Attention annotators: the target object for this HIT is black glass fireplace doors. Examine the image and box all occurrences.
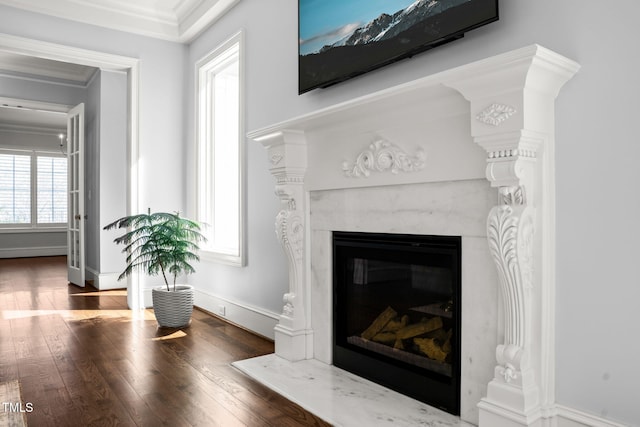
[333,232,461,414]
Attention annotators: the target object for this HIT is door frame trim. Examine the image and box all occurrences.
[0,33,142,309]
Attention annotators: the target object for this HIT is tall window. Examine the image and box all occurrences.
[0,150,67,227]
[196,31,245,266]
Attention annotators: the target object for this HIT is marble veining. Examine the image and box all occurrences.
[308,179,498,424]
[233,354,475,427]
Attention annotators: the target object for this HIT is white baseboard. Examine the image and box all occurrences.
[85,267,125,290]
[478,401,630,427]
[0,245,66,258]
[556,405,630,427]
[193,288,279,340]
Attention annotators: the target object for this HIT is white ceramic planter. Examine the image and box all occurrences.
[151,284,194,328]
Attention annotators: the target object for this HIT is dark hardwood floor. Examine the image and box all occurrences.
[0,256,330,427]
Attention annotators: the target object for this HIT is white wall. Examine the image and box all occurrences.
[97,70,127,275]
[185,1,640,425]
[84,69,128,287]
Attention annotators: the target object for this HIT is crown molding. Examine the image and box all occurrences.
[0,0,241,43]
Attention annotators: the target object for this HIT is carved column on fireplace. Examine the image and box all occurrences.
[477,131,543,422]
[446,47,579,426]
[255,129,313,361]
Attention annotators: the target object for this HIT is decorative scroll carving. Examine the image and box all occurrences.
[270,154,283,165]
[342,139,425,178]
[499,185,527,206]
[496,344,525,384]
[487,195,535,384]
[488,205,527,349]
[275,186,297,211]
[476,103,517,126]
[275,209,304,262]
[275,208,304,317]
[283,293,295,317]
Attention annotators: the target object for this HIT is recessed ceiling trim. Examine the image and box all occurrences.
[0,0,241,43]
[0,97,71,113]
[0,123,66,136]
[0,97,70,132]
[0,33,138,71]
[178,0,241,43]
[0,52,96,84]
[0,0,179,41]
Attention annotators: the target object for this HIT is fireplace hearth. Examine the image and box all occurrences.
[333,231,461,414]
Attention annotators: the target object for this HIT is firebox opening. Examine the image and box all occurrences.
[333,231,461,415]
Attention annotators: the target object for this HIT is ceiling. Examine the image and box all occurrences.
[0,53,95,132]
[0,97,69,133]
[0,0,239,132]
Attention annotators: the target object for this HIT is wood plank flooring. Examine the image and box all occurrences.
[0,256,330,427]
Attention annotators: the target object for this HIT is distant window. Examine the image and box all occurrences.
[37,156,68,224]
[0,150,67,227]
[196,31,245,266]
[0,153,31,224]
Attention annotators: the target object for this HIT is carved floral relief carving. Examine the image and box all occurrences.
[342,139,425,178]
[476,103,517,127]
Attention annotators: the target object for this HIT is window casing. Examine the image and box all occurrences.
[0,149,67,228]
[196,31,245,266]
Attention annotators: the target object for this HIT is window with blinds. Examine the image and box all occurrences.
[37,156,68,224]
[0,151,67,227]
[0,153,31,224]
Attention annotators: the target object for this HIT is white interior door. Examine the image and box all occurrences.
[67,103,85,287]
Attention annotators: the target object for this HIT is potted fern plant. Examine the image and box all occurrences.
[104,210,206,328]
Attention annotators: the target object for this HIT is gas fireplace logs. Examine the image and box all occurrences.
[358,306,452,364]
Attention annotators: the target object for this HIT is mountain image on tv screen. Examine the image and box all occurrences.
[298,0,498,93]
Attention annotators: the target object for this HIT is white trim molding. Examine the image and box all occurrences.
[0,245,66,258]
[555,405,630,427]
[85,267,124,291]
[193,288,279,340]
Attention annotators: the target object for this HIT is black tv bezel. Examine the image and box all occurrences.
[298,0,499,94]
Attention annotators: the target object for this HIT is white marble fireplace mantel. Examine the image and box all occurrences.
[248,45,580,427]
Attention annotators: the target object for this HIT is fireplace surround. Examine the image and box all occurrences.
[249,45,579,426]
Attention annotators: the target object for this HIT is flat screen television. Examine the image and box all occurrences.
[298,0,499,94]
